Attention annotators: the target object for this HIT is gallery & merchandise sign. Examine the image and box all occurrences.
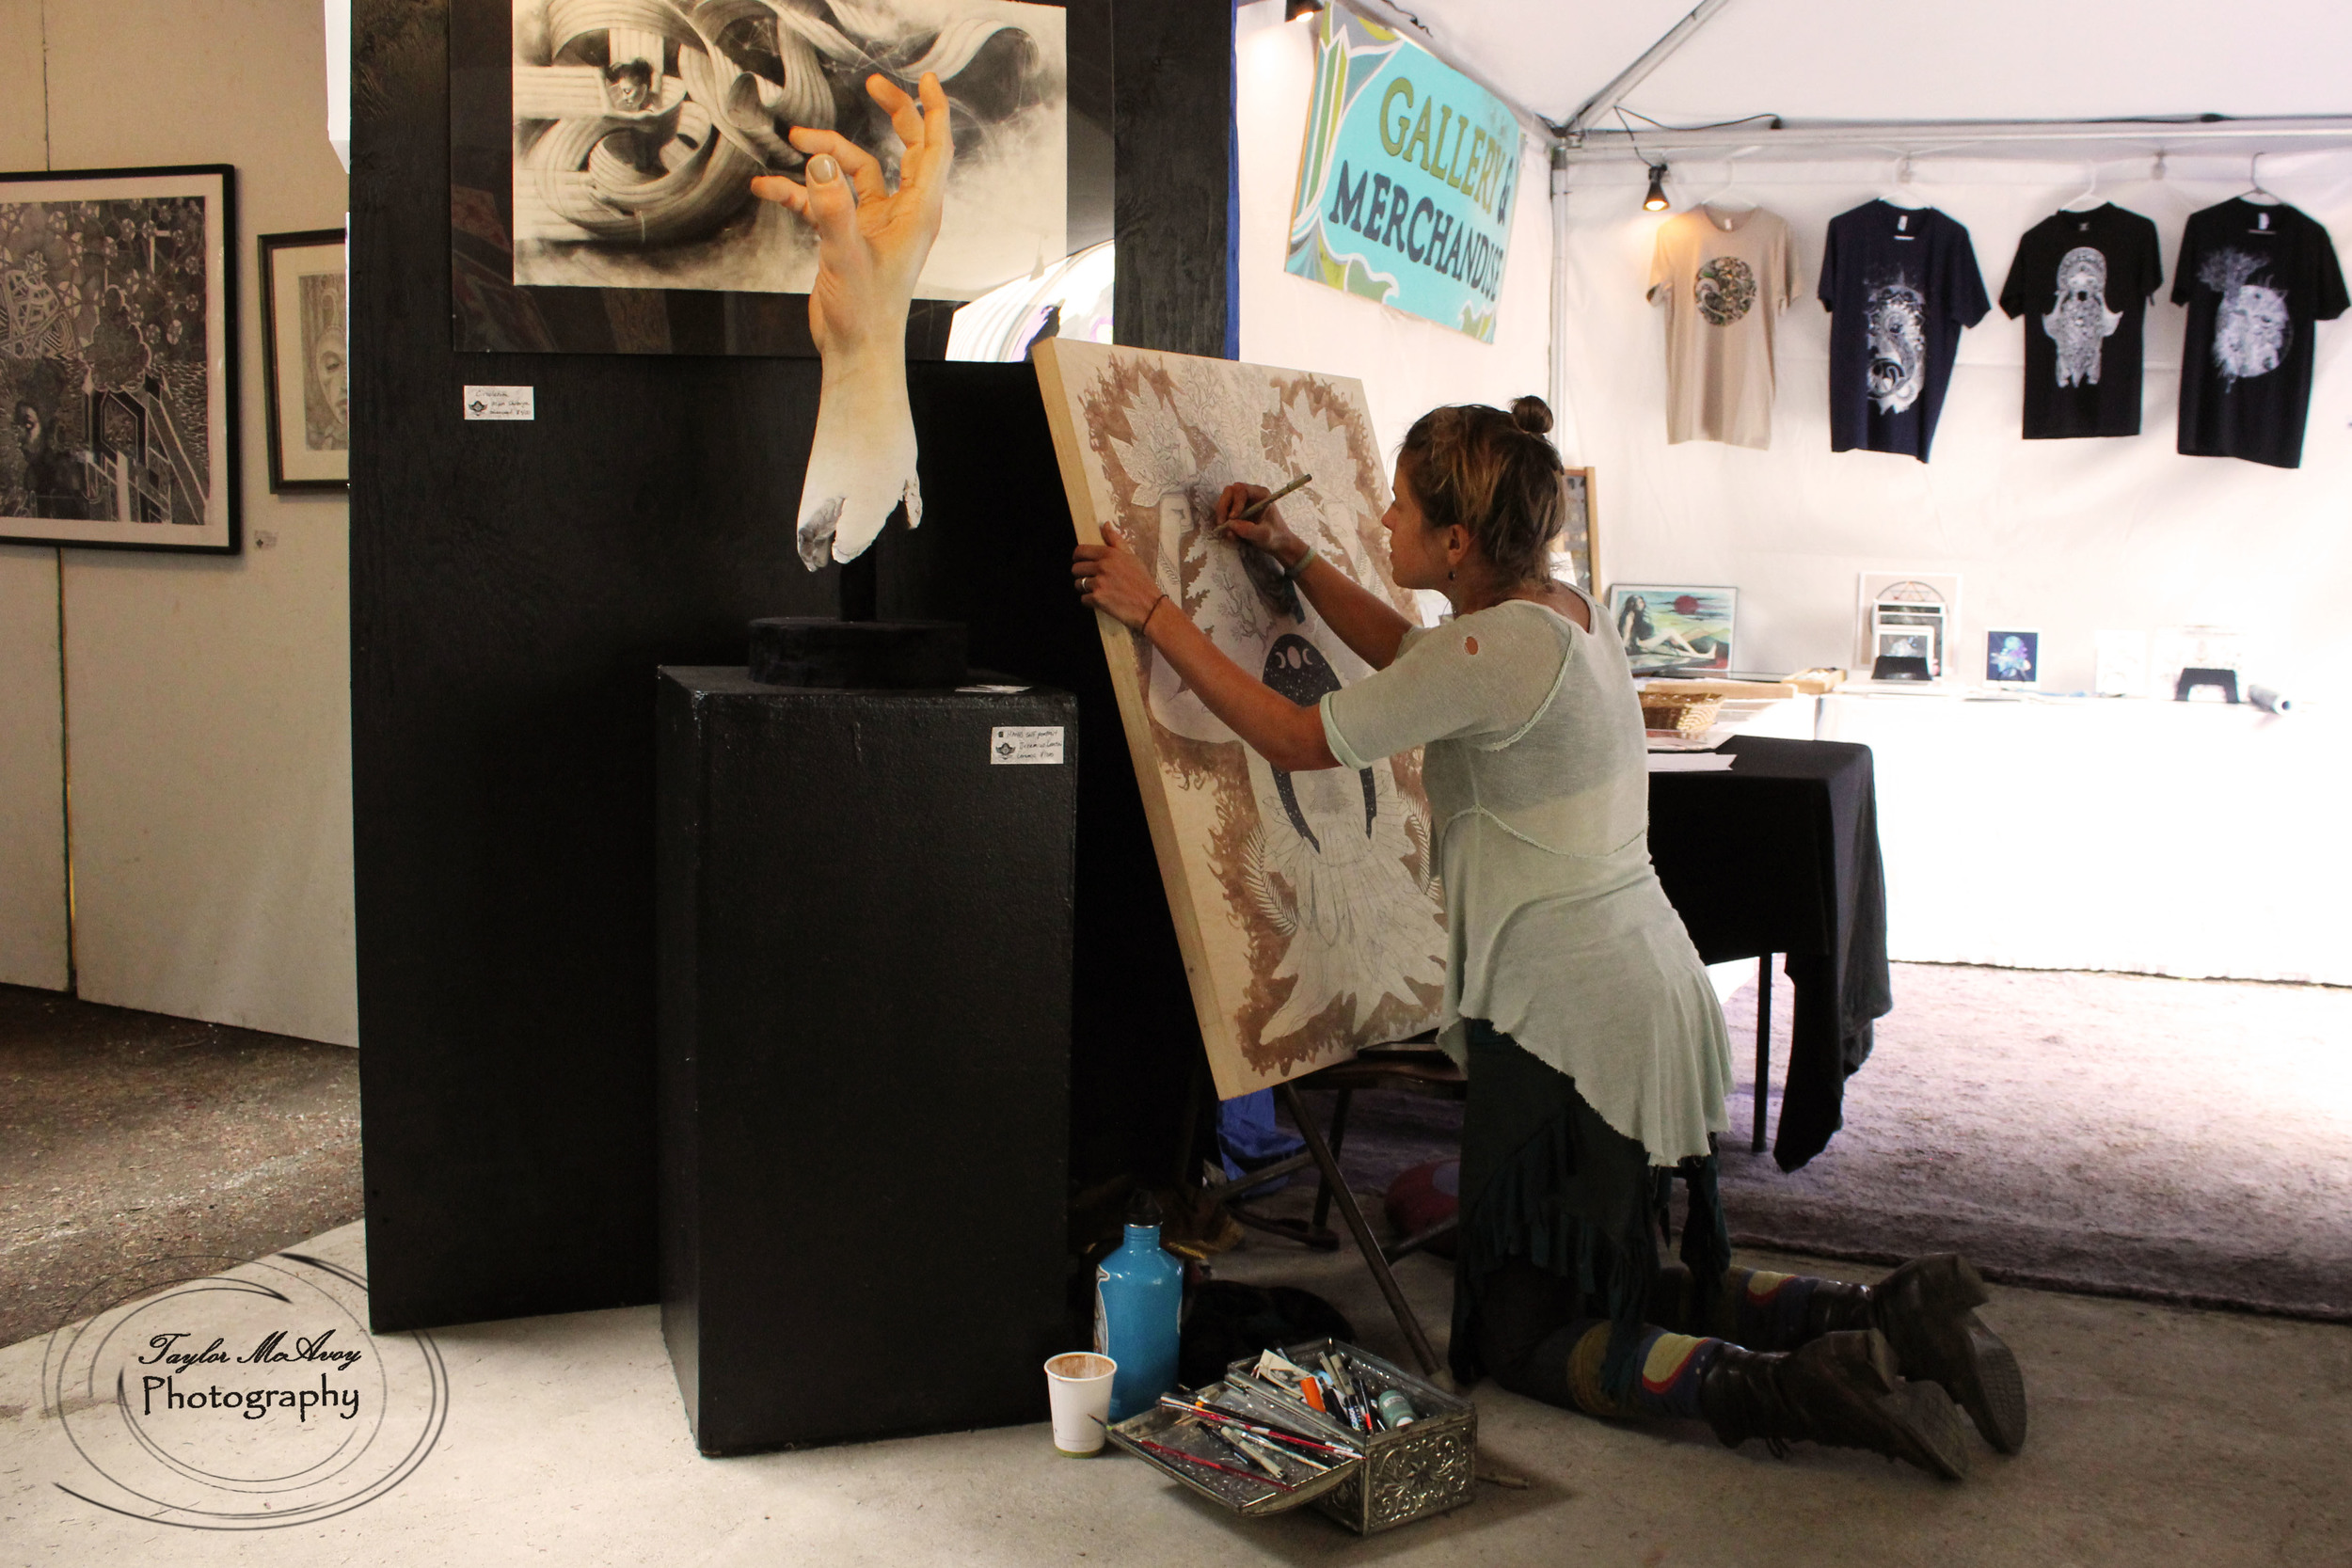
[1284,9,1523,341]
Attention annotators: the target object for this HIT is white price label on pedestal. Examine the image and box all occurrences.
[990,726,1064,765]
[462,385,534,420]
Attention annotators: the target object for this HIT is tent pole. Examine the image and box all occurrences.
[1556,115,2352,163]
[1561,0,1740,143]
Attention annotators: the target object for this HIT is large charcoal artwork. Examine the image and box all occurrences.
[452,0,1107,356]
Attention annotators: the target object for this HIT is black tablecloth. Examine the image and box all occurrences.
[1646,735,1891,1171]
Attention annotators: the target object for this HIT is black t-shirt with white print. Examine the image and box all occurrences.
[1999,204,2163,438]
[1820,201,1992,462]
[2174,198,2348,469]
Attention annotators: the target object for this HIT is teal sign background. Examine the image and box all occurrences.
[1284,11,1523,341]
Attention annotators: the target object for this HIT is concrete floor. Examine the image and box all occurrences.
[0,984,360,1350]
[4,1206,2345,1566]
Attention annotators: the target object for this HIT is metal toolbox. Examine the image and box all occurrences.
[1106,1338,1478,1535]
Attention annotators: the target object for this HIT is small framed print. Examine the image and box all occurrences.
[261,228,347,491]
[1985,628,2042,687]
[1550,467,1598,594]
[0,164,237,551]
[1607,583,1737,675]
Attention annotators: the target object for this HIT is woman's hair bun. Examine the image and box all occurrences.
[1509,394,1553,436]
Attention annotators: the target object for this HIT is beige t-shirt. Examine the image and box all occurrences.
[1647,205,1801,449]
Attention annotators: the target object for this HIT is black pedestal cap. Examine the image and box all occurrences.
[746,618,968,689]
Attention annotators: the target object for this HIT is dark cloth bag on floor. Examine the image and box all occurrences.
[1178,1281,1355,1390]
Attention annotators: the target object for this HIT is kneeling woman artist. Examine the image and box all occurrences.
[1071,397,2024,1479]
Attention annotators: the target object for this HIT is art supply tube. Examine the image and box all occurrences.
[1375,1388,1419,1428]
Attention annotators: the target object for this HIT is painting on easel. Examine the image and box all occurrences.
[1032,340,1444,1099]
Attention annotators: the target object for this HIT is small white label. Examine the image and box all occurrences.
[991,726,1063,765]
[463,385,534,420]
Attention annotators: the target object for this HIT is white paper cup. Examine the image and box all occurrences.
[1043,1352,1117,1456]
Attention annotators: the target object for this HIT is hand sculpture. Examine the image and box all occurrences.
[753,72,954,570]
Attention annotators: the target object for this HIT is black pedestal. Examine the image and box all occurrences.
[656,668,1076,1454]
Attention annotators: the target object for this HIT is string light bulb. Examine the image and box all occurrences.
[1643,165,1671,212]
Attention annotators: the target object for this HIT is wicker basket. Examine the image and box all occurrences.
[1640,690,1723,736]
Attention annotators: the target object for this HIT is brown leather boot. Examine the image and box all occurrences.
[1696,1328,1970,1481]
[1805,1255,2027,1455]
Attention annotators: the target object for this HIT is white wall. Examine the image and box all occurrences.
[1556,150,2352,691]
[0,0,356,1042]
[1234,3,1555,469]
[0,0,60,991]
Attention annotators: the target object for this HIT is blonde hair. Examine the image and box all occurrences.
[1397,396,1565,583]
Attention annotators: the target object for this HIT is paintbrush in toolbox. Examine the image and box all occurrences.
[1132,1435,1296,1492]
[1165,1396,1363,1460]
[1167,1404,1353,1467]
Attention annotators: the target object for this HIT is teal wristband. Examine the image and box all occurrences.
[1281,545,1319,581]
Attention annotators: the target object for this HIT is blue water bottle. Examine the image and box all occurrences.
[1094,1191,1182,1421]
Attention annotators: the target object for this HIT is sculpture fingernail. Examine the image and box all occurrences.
[808,154,840,184]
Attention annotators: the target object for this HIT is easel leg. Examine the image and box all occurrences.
[1752,954,1772,1155]
[1309,1088,1354,1234]
[1278,1082,1440,1377]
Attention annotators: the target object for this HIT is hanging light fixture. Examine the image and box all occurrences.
[1643,165,1672,212]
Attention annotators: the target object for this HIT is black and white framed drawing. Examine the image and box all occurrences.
[0,165,237,551]
[449,0,1111,356]
[261,229,347,492]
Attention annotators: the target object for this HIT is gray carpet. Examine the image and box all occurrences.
[0,984,362,1350]
[1289,963,2352,1322]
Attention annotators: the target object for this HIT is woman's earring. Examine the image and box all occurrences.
[1447,566,1455,580]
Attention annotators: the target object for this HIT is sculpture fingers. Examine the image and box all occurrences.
[796,153,866,265]
[748,175,810,216]
[786,126,890,208]
[898,73,955,209]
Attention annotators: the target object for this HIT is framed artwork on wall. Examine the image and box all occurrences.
[260,229,347,492]
[449,0,1113,356]
[1551,466,1597,594]
[0,164,238,552]
[1984,628,2041,687]
[1607,583,1737,675]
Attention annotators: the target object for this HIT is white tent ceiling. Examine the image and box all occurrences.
[1395,0,2352,132]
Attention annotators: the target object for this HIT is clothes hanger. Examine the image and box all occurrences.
[2059,161,2102,213]
[2239,151,2283,206]
[1879,153,1929,211]
[1689,158,1758,222]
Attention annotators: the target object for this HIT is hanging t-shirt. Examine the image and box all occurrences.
[1819,201,1991,462]
[2173,198,2347,469]
[1646,205,1802,449]
[1998,204,2164,438]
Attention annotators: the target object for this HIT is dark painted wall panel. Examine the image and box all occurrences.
[354,0,1239,1330]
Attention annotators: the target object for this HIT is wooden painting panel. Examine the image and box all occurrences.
[1032,340,1444,1098]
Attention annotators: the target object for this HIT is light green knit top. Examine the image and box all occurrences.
[1319,588,1731,1164]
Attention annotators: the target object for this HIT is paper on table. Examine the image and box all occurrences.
[1646,752,1738,772]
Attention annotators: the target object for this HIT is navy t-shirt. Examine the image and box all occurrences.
[1819,201,1991,462]
[1999,205,2164,438]
[2173,198,2347,469]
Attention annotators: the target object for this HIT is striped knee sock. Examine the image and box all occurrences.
[1562,1319,1720,1421]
